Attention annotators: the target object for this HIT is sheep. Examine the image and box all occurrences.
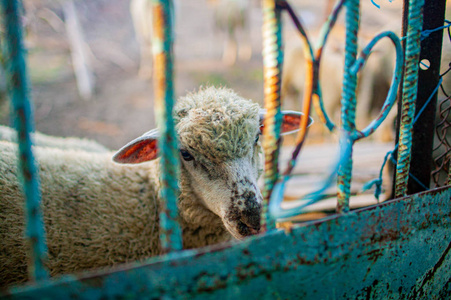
[210,0,252,66]
[0,86,303,288]
[130,0,154,79]
[0,125,109,153]
[355,29,451,143]
[281,36,399,142]
[281,44,344,123]
[130,0,179,79]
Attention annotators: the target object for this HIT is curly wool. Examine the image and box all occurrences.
[0,86,262,287]
[174,86,260,163]
[0,142,162,287]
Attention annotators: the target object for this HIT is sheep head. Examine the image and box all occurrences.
[113,87,308,240]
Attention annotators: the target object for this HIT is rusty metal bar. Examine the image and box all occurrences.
[394,0,424,198]
[152,0,182,253]
[336,0,360,213]
[0,0,49,281]
[391,0,410,200]
[407,0,447,194]
[261,0,283,232]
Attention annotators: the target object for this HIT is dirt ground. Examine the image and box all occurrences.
[0,0,404,150]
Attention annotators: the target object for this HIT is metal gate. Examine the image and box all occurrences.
[0,0,450,298]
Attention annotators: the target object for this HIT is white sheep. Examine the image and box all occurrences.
[130,0,154,79]
[130,0,179,79]
[281,37,400,142]
[0,125,109,152]
[210,0,252,66]
[0,86,303,288]
[281,44,343,123]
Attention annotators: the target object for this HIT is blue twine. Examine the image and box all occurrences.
[399,20,450,42]
[370,0,380,9]
[421,22,451,41]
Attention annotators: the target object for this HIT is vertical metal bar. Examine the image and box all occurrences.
[407,0,446,194]
[0,0,48,281]
[391,0,410,200]
[152,0,182,253]
[261,0,283,232]
[336,0,359,213]
[394,0,424,198]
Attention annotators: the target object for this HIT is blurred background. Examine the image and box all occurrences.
[0,0,406,149]
[1,0,450,211]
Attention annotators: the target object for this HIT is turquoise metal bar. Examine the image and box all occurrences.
[0,0,49,281]
[270,141,352,220]
[261,0,283,232]
[353,31,404,140]
[336,0,360,213]
[151,0,182,252]
[395,0,425,198]
[313,0,346,133]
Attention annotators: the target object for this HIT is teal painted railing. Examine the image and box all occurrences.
[0,0,48,282]
[151,0,182,254]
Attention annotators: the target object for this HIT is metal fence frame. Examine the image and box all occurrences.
[1,0,450,298]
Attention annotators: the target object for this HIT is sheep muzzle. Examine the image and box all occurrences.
[224,186,262,239]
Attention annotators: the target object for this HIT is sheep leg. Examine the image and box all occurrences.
[222,32,237,66]
[138,41,153,79]
[237,10,252,62]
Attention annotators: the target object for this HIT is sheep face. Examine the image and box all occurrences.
[177,132,263,240]
[113,87,308,241]
[175,87,262,239]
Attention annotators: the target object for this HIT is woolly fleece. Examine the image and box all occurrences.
[0,86,262,287]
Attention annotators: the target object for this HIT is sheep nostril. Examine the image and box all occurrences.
[240,209,261,233]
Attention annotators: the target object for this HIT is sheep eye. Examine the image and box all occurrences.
[255,134,260,144]
[180,149,194,161]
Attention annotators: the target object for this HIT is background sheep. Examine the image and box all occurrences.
[0,86,303,288]
[281,44,343,127]
[281,33,418,142]
[209,0,252,66]
[130,0,179,79]
[0,125,109,152]
[130,0,154,79]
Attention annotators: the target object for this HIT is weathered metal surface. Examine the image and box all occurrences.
[261,0,283,232]
[0,0,49,281]
[395,0,424,198]
[408,0,447,194]
[3,186,451,299]
[151,0,182,253]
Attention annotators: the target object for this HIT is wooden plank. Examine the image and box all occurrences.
[274,142,394,207]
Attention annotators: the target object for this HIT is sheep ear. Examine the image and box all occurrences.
[259,109,313,136]
[113,129,160,164]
